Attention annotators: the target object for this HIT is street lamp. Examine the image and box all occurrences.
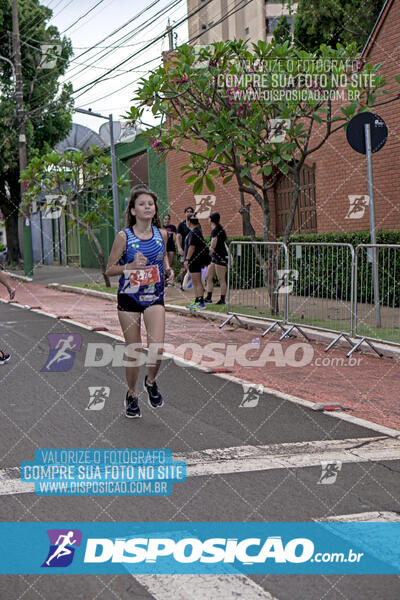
[74,108,120,235]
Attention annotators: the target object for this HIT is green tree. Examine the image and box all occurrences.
[21,147,125,286]
[0,0,73,262]
[273,15,292,45]
[125,39,398,313]
[292,0,386,52]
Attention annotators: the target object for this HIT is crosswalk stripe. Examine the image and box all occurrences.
[132,574,277,600]
[0,436,399,496]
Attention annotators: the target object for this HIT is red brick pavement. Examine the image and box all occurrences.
[2,282,400,431]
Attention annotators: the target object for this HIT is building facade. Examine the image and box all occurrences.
[187,0,295,45]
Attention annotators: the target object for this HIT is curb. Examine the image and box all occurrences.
[3,271,33,283]
[3,296,399,438]
[47,282,116,301]
[44,282,400,359]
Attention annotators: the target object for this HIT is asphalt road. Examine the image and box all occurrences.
[0,302,399,599]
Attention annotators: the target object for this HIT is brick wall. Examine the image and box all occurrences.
[165,0,400,238]
[313,0,400,234]
[166,138,272,239]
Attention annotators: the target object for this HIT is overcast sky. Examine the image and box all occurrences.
[39,0,189,132]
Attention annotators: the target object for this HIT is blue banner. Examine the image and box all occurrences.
[0,522,398,574]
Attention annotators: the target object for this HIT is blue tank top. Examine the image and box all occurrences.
[118,226,165,307]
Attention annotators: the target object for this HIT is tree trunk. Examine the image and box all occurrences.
[4,210,20,263]
[1,170,21,263]
[282,166,302,245]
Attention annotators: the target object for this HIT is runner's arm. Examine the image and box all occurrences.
[161,229,174,282]
[105,231,127,277]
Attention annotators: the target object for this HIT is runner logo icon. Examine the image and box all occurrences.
[41,334,82,372]
[42,529,82,567]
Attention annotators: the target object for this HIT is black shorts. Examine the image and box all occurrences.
[117,293,165,313]
[188,261,204,274]
[212,256,228,267]
[166,240,176,252]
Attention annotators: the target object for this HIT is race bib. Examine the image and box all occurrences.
[127,265,160,287]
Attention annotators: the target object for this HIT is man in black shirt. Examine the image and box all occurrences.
[176,206,194,290]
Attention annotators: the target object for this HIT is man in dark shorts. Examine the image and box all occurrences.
[184,216,211,310]
[176,206,194,290]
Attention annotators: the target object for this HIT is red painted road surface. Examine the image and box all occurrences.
[2,282,399,431]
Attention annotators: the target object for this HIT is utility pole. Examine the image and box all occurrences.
[12,0,33,276]
[166,20,174,50]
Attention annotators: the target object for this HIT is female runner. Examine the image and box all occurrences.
[106,187,174,418]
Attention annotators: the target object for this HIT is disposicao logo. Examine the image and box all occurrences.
[83,536,314,564]
[41,334,82,372]
[42,529,82,568]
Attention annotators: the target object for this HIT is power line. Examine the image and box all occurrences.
[71,0,163,63]
[75,0,255,106]
[19,0,76,38]
[22,0,183,114]
[60,0,108,35]
[66,0,182,81]
[71,0,216,96]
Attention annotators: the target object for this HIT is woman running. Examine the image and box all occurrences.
[205,212,228,305]
[0,270,15,364]
[105,187,174,419]
[163,214,177,279]
[184,216,211,310]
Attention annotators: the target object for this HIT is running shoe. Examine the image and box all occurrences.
[0,351,10,365]
[124,393,141,419]
[186,300,198,309]
[188,301,205,311]
[216,299,226,305]
[144,375,164,408]
[204,297,213,304]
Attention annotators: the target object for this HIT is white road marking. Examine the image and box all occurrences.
[322,511,400,522]
[316,511,400,571]
[176,436,400,477]
[133,574,277,600]
[1,436,399,496]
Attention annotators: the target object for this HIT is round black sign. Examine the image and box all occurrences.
[346,112,388,154]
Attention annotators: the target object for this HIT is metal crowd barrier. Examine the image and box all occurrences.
[286,243,355,348]
[219,240,400,356]
[351,244,400,355]
[219,241,288,334]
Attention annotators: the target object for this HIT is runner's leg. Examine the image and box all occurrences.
[0,270,15,299]
[118,311,142,395]
[143,304,165,383]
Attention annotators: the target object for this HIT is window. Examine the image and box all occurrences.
[266,17,281,33]
[201,24,207,30]
[129,152,149,188]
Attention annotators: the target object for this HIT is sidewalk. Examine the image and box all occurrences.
[1,278,400,432]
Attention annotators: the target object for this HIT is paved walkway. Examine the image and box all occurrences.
[1,279,400,431]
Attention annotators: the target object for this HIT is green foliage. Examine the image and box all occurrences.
[0,0,74,258]
[21,146,120,237]
[288,231,400,306]
[273,16,292,46]
[126,39,397,242]
[292,0,386,52]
